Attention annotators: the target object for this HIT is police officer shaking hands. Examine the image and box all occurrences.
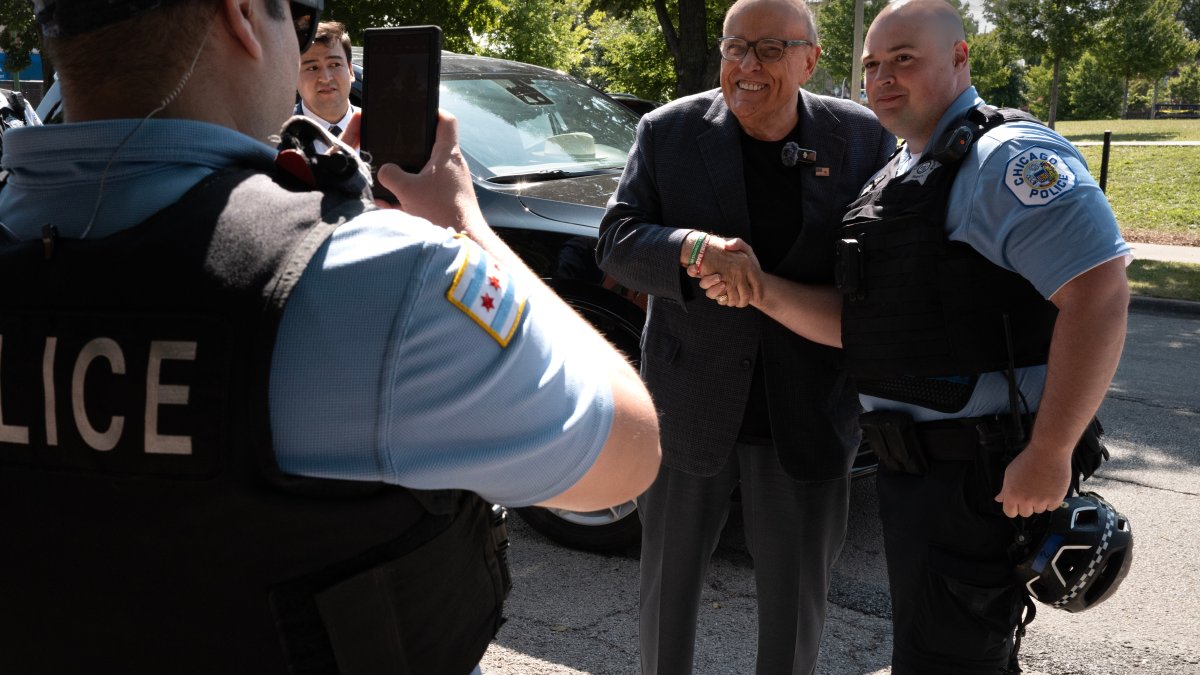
[0,0,660,673]
[698,0,1131,673]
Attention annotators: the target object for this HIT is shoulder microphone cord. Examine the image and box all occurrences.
[80,24,213,239]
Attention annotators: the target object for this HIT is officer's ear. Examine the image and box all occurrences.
[952,39,968,71]
[220,0,265,61]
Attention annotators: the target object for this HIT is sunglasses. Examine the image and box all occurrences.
[290,0,324,53]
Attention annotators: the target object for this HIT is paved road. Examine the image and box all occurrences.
[480,305,1200,674]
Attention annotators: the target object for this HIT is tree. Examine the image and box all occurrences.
[1023,62,1056,121]
[583,7,676,102]
[986,0,1107,127]
[1169,62,1200,103]
[1094,0,1196,117]
[652,0,731,97]
[324,0,504,54]
[0,0,41,93]
[1180,0,1200,39]
[814,0,888,95]
[476,0,588,73]
[968,30,1025,108]
[1067,51,1123,118]
[815,0,974,98]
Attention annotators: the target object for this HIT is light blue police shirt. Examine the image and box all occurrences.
[0,119,614,507]
[860,87,1131,422]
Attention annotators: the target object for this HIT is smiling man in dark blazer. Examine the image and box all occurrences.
[596,0,894,672]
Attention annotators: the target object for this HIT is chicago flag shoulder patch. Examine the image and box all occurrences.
[447,239,527,347]
[1005,146,1076,206]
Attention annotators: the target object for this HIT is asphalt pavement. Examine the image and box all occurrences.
[480,271,1200,675]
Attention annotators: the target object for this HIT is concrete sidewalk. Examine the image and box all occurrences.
[1130,242,1200,265]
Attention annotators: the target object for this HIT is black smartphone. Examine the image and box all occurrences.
[360,25,442,203]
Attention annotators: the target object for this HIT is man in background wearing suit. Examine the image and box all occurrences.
[596,0,894,672]
[296,21,358,138]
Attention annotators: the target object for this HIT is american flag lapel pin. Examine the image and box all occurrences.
[816,167,830,177]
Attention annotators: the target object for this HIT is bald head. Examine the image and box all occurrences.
[877,0,966,44]
[862,0,971,151]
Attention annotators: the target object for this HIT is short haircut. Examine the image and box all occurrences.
[46,0,222,110]
[313,21,353,63]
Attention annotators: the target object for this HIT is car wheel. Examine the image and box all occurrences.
[514,280,646,552]
[514,500,642,552]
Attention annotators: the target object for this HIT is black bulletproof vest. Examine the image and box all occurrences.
[836,105,1059,410]
[0,166,507,674]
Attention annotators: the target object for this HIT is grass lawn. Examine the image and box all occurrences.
[1052,120,1200,300]
[1126,260,1200,302]
[1056,118,1200,143]
[1075,145,1200,246]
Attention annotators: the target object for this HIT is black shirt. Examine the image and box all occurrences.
[737,123,805,443]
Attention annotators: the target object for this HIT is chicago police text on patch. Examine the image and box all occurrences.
[0,312,228,476]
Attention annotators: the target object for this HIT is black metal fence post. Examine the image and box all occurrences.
[1099,130,1112,194]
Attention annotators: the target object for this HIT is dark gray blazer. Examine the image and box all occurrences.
[597,88,896,481]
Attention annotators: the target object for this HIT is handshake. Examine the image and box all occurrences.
[680,232,764,308]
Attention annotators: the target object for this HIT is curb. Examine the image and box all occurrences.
[1129,294,1200,318]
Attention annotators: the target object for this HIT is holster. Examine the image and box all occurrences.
[861,410,927,475]
[1071,417,1109,490]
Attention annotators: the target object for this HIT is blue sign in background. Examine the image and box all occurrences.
[0,52,43,80]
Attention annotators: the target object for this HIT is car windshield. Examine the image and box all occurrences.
[443,75,638,179]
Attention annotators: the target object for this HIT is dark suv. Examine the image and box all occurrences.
[37,52,874,552]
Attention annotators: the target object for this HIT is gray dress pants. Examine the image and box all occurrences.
[637,441,851,675]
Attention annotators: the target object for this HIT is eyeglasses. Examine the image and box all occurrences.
[290,0,323,53]
[718,36,813,63]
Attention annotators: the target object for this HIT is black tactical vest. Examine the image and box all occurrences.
[0,165,508,674]
[835,105,1059,411]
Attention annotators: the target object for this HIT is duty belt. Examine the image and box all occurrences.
[861,410,1032,474]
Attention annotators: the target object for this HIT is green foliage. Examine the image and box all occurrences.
[1180,0,1200,39]
[1095,0,1196,90]
[1169,63,1200,103]
[802,63,837,95]
[0,0,41,88]
[1067,51,1123,119]
[1126,78,1155,115]
[653,0,731,96]
[985,0,1106,124]
[324,0,505,54]
[814,0,973,94]
[814,0,888,90]
[476,0,588,73]
[1023,62,1055,121]
[985,0,1104,62]
[582,8,676,102]
[969,31,1025,108]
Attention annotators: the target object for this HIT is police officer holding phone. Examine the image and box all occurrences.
[0,1,660,673]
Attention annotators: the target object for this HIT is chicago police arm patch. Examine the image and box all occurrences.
[1005,147,1076,206]
[446,239,527,347]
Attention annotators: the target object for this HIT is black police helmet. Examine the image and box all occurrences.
[1015,491,1133,613]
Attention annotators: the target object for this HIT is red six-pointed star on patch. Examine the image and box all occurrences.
[480,294,496,311]
[488,275,502,290]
